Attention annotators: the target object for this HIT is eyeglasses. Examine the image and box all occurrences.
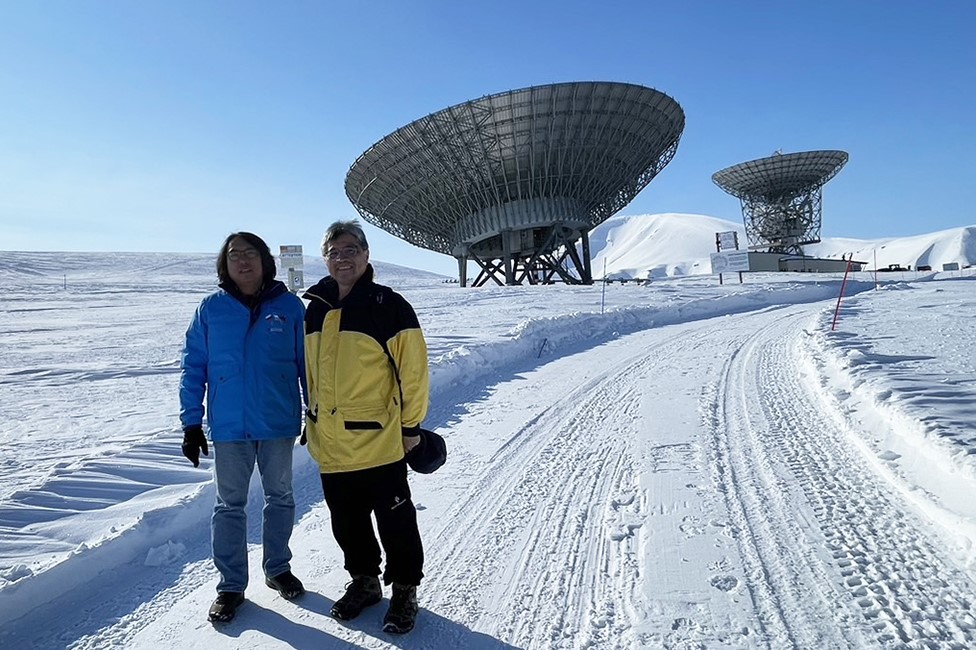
[326,246,362,261]
[228,248,260,262]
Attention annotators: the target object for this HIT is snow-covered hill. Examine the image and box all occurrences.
[586,213,976,279]
[804,225,976,271]
[589,213,743,279]
[0,251,447,289]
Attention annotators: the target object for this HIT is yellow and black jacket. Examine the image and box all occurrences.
[303,265,429,473]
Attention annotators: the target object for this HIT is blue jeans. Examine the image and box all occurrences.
[212,438,295,593]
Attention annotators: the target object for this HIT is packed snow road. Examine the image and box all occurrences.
[11,297,976,649]
[413,302,976,649]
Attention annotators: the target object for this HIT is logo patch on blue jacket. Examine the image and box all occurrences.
[265,313,287,332]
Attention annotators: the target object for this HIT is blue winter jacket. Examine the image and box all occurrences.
[179,280,307,441]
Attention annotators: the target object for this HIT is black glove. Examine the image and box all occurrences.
[181,425,209,467]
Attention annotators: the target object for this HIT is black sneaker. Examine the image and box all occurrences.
[382,583,418,634]
[265,570,305,600]
[331,575,382,620]
[208,591,245,623]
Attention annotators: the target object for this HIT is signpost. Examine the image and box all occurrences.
[713,231,747,284]
[279,245,304,293]
[717,231,738,252]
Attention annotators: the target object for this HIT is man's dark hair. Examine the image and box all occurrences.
[321,219,369,256]
[216,232,277,286]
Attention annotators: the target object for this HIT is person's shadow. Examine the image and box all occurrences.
[216,590,522,649]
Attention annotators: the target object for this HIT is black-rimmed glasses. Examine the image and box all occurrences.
[326,246,362,261]
[228,249,260,262]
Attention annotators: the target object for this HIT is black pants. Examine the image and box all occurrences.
[320,460,424,586]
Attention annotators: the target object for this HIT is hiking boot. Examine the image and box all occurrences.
[382,583,418,634]
[265,570,305,600]
[208,591,245,623]
[330,575,382,620]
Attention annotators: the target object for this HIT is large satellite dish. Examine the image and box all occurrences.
[712,150,848,253]
[346,81,685,286]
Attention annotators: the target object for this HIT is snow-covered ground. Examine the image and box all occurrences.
[1,240,975,648]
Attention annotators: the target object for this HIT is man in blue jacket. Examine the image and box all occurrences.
[179,232,308,623]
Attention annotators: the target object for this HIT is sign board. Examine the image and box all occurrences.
[716,231,739,251]
[710,251,750,274]
[942,262,960,271]
[280,245,304,292]
[287,268,304,291]
[279,245,304,270]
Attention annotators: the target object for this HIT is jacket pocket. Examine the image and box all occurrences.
[340,403,394,429]
[206,363,240,431]
[311,403,402,471]
[265,361,302,419]
[344,420,382,430]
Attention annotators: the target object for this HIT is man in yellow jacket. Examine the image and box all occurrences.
[303,220,429,634]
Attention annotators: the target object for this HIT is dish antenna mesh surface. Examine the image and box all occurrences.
[345,81,685,285]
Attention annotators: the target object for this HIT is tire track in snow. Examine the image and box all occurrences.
[420,338,677,649]
[772,323,976,647]
[706,306,976,648]
[704,311,857,649]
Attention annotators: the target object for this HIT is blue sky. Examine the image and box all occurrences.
[1,1,973,276]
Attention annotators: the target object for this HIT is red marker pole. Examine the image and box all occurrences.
[831,258,854,331]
